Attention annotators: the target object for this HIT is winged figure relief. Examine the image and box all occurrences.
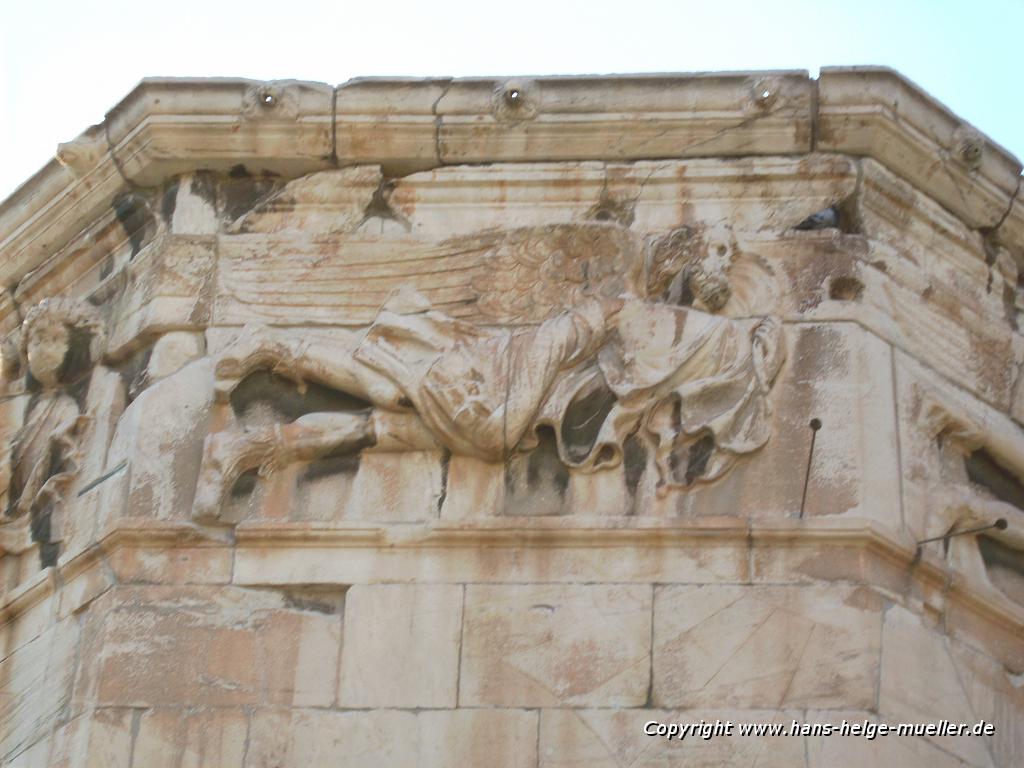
[192,222,786,519]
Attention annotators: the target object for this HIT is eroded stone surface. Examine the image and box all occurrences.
[653,584,882,709]
[540,709,806,768]
[2,72,1023,767]
[460,584,652,707]
[339,584,462,708]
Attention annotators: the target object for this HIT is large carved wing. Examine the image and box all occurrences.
[453,223,642,324]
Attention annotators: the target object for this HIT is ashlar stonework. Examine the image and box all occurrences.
[1,69,1023,766]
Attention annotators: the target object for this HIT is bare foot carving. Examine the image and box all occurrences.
[192,413,373,521]
[192,428,279,520]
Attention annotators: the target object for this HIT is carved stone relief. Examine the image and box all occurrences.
[916,392,1024,608]
[0,299,110,563]
[191,223,786,520]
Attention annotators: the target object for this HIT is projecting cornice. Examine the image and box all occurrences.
[1,68,1021,290]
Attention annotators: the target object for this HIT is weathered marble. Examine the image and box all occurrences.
[1,71,1022,767]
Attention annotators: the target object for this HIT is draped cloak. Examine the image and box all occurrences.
[353,296,784,483]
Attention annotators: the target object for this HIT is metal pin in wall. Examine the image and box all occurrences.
[798,418,822,519]
[913,517,1009,562]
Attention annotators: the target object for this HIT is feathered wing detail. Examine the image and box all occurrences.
[457,223,642,324]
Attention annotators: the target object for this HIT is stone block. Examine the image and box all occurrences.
[0,618,80,765]
[339,584,462,708]
[147,331,206,383]
[948,638,1024,767]
[439,454,505,519]
[666,323,901,525]
[804,710,966,768]
[818,67,1020,230]
[234,532,749,586]
[540,709,806,768]
[228,166,381,235]
[0,591,56,662]
[653,584,881,709]
[878,605,994,767]
[245,709,418,768]
[61,366,126,557]
[346,451,445,521]
[94,586,341,708]
[132,708,249,768]
[436,73,813,163]
[47,709,135,768]
[101,358,215,524]
[106,235,216,358]
[107,546,233,585]
[57,559,115,619]
[418,709,537,768]
[461,584,651,707]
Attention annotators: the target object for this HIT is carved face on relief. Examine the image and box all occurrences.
[19,299,103,389]
[26,316,70,387]
[645,224,734,311]
[688,229,734,312]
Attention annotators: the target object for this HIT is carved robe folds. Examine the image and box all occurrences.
[200,290,784,517]
[190,215,789,519]
[355,296,612,461]
[552,301,784,488]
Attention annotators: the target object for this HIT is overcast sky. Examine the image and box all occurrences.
[2,0,1021,202]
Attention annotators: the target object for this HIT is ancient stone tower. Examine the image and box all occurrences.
[1,69,1022,766]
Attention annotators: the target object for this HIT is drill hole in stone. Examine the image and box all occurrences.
[504,87,523,106]
[961,142,983,165]
[261,92,275,106]
[829,276,864,302]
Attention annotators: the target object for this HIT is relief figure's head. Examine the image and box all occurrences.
[645,224,735,312]
[19,299,104,388]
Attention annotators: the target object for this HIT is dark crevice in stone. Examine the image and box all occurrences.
[505,426,570,516]
[623,434,647,498]
[684,432,716,485]
[29,500,58,568]
[301,453,361,484]
[220,173,283,224]
[978,535,1024,605]
[965,449,1024,511]
[828,275,865,301]
[437,450,451,514]
[115,345,153,404]
[269,585,348,615]
[795,194,861,235]
[161,179,180,224]
[230,469,259,498]
[230,371,371,425]
[794,205,839,231]
[361,178,410,231]
[560,380,616,464]
[112,193,157,259]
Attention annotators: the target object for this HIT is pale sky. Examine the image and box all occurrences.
[2,0,1021,203]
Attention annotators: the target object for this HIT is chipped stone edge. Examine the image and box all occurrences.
[2,69,1021,291]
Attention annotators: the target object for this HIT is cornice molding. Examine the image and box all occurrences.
[2,69,1020,291]
[3,515,1023,673]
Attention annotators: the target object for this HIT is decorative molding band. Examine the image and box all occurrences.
[3,515,1023,672]
[2,69,1021,290]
